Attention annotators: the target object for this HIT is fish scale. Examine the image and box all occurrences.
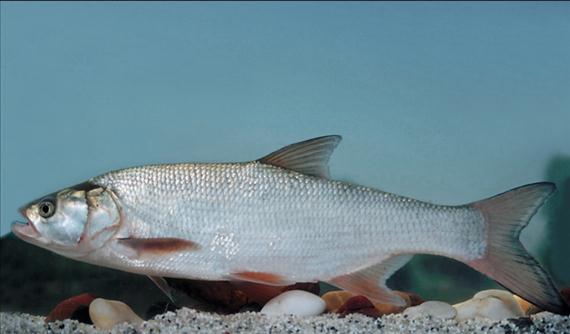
[12,135,568,314]
[91,161,486,281]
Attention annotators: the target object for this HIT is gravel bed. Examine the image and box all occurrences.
[1,309,569,334]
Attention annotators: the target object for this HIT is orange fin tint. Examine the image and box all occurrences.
[326,255,411,307]
[118,237,200,258]
[229,271,292,286]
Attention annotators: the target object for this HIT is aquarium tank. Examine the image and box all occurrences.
[1,2,569,333]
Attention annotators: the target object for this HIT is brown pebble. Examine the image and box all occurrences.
[322,290,415,315]
[513,295,542,315]
[45,293,96,323]
[321,291,355,312]
[337,295,380,318]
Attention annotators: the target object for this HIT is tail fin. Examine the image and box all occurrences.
[468,182,569,314]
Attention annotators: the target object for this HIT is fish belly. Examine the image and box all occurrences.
[93,162,486,281]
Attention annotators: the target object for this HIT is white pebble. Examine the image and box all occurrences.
[89,298,144,330]
[454,289,524,321]
[261,290,326,316]
[403,301,457,319]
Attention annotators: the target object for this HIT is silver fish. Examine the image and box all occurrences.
[12,136,568,313]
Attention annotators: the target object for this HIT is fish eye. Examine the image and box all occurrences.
[38,200,55,218]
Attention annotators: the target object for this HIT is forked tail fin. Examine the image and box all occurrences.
[468,182,569,314]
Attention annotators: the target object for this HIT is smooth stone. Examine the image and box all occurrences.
[89,298,144,330]
[454,289,524,321]
[473,290,525,317]
[322,291,355,313]
[45,293,96,323]
[403,301,457,319]
[260,290,325,316]
[513,295,541,315]
[337,295,380,318]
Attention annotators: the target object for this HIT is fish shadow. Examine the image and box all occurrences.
[388,155,570,302]
[0,234,167,315]
[542,155,570,286]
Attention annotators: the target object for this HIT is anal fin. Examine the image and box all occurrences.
[326,254,412,307]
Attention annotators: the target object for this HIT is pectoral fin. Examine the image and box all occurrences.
[326,254,412,306]
[147,275,176,303]
[117,237,200,258]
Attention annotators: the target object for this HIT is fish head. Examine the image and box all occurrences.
[12,182,122,258]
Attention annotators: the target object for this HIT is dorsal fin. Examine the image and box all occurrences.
[258,135,342,178]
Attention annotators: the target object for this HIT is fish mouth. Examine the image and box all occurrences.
[11,209,40,240]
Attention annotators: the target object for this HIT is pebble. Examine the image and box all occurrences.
[2,307,569,334]
[454,289,524,321]
[403,301,457,319]
[513,295,542,315]
[89,298,144,330]
[45,293,96,323]
[260,290,326,316]
[336,295,380,318]
[322,290,417,315]
[322,291,355,312]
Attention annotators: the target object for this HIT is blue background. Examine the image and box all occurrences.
[2,3,569,283]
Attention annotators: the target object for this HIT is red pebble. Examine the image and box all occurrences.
[337,295,381,318]
[45,293,96,323]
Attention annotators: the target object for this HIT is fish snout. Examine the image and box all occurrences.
[12,208,41,240]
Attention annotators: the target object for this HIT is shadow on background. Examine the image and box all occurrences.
[388,255,499,304]
[543,155,570,286]
[0,233,170,317]
[387,155,570,303]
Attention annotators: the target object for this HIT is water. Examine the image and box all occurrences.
[1,2,569,317]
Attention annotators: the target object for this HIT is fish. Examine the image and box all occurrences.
[12,135,569,314]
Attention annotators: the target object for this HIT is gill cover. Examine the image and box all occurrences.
[79,186,122,252]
